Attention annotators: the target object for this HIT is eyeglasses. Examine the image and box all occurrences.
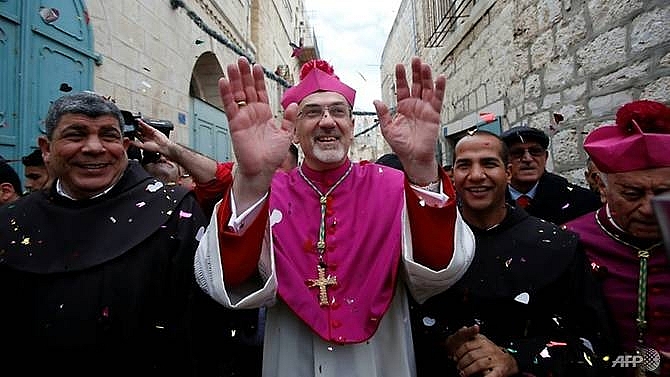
[509,146,546,159]
[297,104,351,120]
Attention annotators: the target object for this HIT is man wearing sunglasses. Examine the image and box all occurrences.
[501,126,600,225]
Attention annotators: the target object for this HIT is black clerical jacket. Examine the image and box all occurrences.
[410,206,616,377]
[0,162,218,376]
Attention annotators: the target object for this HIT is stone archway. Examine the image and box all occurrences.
[189,52,231,161]
[190,52,224,109]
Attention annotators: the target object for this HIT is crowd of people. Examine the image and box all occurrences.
[0,55,668,377]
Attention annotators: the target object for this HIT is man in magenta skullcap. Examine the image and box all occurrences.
[563,99,670,376]
[193,56,475,377]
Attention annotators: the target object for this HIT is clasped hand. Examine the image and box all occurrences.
[445,325,520,377]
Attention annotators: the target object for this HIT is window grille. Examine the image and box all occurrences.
[424,0,475,48]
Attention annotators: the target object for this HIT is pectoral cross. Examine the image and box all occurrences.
[307,264,337,306]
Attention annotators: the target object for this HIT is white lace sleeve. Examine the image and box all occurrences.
[194,200,278,309]
[401,206,475,304]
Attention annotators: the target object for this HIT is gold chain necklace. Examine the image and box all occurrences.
[595,211,663,375]
[298,162,353,306]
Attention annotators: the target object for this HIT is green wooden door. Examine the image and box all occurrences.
[0,0,97,178]
[192,97,231,162]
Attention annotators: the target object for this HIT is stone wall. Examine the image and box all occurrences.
[382,0,670,187]
[87,0,306,145]
[251,0,305,111]
[350,114,386,162]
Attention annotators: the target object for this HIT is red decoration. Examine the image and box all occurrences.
[290,37,304,58]
[615,100,670,134]
[300,60,336,80]
[479,112,496,123]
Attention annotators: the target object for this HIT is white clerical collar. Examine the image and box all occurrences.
[56,179,117,200]
[604,203,626,233]
[509,182,539,200]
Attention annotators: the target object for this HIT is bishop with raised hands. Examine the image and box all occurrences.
[194,56,475,377]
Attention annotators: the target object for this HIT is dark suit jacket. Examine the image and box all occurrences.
[506,171,601,225]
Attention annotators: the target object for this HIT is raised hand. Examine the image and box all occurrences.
[219,57,298,209]
[373,56,446,185]
[219,57,298,180]
[131,119,171,155]
[132,119,219,184]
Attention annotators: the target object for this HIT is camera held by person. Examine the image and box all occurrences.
[121,110,174,162]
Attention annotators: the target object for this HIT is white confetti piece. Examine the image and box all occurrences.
[270,209,283,226]
[422,316,436,327]
[514,292,530,304]
[179,210,192,218]
[195,226,205,242]
[146,181,164,192]
[136,201,146,207]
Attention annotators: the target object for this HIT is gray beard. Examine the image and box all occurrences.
[312,144,346,165]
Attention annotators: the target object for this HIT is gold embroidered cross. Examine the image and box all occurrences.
[307,264,337,306]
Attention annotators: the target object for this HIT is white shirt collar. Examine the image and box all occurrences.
[508,181,539,200]
[56,179,117,200]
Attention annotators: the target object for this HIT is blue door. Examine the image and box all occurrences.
[0,1,21,161]
[0,0,96,177]
[192,97,231,162]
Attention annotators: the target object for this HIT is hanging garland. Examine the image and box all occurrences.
[169,0,376,116]
[169,0,291,88]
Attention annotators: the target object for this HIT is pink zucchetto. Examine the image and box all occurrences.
[280,59,356,109]
[584,100,670,173]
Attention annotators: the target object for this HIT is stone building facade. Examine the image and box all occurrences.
[350,113,386,162]
[381,0,670,186]
[1,0,317,168]
[90,0,316,153]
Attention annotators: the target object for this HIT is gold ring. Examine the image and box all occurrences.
[236,100,247,107]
